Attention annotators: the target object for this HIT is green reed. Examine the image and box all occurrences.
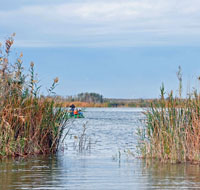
[0,34,68,157]
[139,69,200,163]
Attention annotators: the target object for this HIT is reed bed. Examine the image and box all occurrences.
[139,79,200,163]
[0,34,68,158]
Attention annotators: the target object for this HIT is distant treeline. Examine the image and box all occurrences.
[66,92,103,103]
[49,92,160,107]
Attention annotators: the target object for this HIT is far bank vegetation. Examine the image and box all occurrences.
[52,93,156,108]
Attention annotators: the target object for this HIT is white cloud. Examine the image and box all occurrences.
[1,0,200,47]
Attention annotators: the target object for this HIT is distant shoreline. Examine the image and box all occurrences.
[51,92,158,108]
[60,99,157,108]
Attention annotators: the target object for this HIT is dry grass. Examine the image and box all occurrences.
[139,78,200,163]
[0,34,68,158]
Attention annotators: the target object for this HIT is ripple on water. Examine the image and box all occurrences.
[1,108,200,190]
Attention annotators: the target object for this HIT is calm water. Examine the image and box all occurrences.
[1,108,200,190]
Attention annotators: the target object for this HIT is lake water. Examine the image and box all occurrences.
[1,108,200,190]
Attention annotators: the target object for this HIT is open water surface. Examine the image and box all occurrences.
[1,108,200,190]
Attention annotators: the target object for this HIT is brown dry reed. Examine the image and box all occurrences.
[0,34,68,158]
[139,67,200,164]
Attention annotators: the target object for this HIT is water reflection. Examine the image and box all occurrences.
[1,156,200,189]
[0,156,61,189]
[141,160,200,189]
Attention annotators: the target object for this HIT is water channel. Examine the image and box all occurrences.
[1,108,200,189]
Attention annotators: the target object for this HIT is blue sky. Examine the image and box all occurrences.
[1,0,200,98]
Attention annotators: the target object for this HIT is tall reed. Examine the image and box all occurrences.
[0,34,68,157]
[139,68,200,163]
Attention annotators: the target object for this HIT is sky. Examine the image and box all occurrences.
[1,0,200,98]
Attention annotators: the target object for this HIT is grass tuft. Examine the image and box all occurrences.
[139,67,200,163]
[0,34,68,158]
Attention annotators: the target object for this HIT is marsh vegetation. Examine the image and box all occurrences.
[139,67,200,163]
[0,34,68,158]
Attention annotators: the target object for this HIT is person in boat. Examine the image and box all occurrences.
[69,104,75,116]
[70,104,75,110]
[78,108,83,117]
[74,108,78,116]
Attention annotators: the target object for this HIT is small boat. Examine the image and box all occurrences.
[67,109,84,119]
[67,113,84,118]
